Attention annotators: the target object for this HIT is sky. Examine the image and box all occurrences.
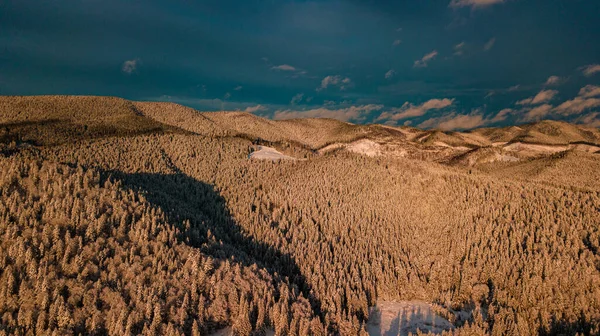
[1,0,600,130]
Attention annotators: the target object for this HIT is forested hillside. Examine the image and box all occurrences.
[1,96,599,335]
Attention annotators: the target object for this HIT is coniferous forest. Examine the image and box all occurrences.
[1,96,600,335]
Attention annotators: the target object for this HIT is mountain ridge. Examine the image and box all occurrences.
[4,95,598,147]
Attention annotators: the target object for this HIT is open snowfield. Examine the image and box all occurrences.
[319,139,382,157]
[346,139,382,157]
[503,142,569,154]
[248,145,296,161]
[367,301,454,336]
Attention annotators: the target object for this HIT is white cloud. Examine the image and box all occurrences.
[414,51,438,68]
[317,75,353,91]
[579,85,600,98]
[438,114,486,130]
[544,76,561,86]
[454,42,466,56]
[449,0,506,9]
[393,39,402,46]
[514,85,600,121]
[271,64,297,71]
[516,90,558,105]
[385,69,396,79]
[554,97,600,116]
[483,38,496,51]
[121,59,139,74]
[244,105,268,113]
[521,104,554,121]
[376,98,454,122]
[575,113,600,128]
[551,85,600,116]
[290,93,304,105]
[224,92,231,100]
[418,111,486,131]
[581,64,600,77]
[234,86,243,91]
[490,108,514,123]
[274,104,383,123]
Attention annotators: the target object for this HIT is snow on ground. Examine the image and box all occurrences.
[432,142,471,152]
[248,146,296,161]
[503,142,568,154]
[367,301,454,336]
[496,153,520,162]
[319,139,382,157]
[346,139,382,157]
[318,143,345,154]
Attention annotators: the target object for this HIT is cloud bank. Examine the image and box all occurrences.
[376,98,454,123]
[274,104,383,123]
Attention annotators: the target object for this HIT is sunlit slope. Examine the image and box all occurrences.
[0,96,183,146]
[0,95,599,334]
[34,132,600,335]
[484,150,600,190]
[472,120,600,145]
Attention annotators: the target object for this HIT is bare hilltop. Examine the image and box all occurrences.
[1,95,599,335]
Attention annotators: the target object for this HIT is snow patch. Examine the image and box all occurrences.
[496,153,520,162]
[319,139,382,157]
[503,142,568,154]
[248,146,296,161]
[367,301,454,336]
[346,139,382,157]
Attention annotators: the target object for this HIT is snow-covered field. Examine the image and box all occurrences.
[367,301,454,336]
[346,139,382,157]
[319,139,382,157]
[248,145,296,161]
[503,142,568,154]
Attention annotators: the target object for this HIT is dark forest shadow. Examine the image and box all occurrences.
[101,170,323,318]
[538,314,598,336]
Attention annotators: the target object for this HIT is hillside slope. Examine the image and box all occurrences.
[0,96,184,146]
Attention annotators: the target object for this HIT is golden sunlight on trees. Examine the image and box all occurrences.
[1,96,599,335]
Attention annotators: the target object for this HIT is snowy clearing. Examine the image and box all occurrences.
[346,139,382,157]
[367,301,453,336]
[503,142,568,154]
[432,141,471,151]
[319,139,382,157]
[248,146,296,161]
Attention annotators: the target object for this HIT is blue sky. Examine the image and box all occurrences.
[1,0,599,129]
